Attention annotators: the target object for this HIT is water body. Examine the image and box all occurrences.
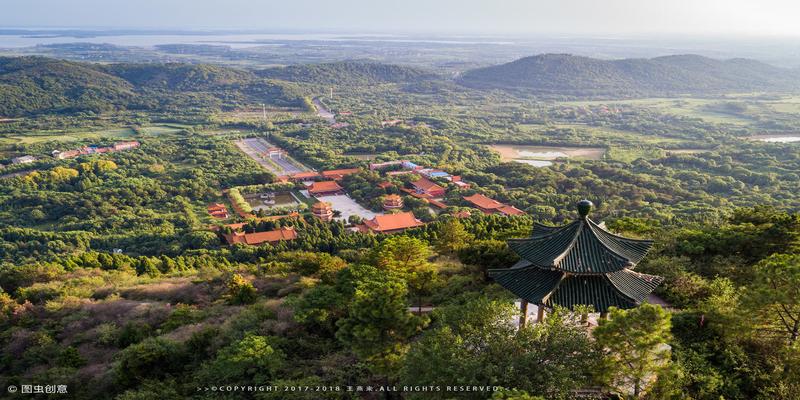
[513,159,554,167]
[0,32,514,49]
[752,136,800,143]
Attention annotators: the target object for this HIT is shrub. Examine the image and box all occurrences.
[227,274,257,305]
[115,338,186,387]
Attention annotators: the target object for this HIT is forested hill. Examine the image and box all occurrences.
[458,53,800,96]
[0,57,304,117]
[255,60,438,86]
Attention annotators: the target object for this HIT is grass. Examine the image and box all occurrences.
[0,125,183,145]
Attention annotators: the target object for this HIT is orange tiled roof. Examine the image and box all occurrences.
[463,193,505,210]
[321,168,360,178]
[225,227,297,245]
[363,212,423,233]
[411,177,444,192]
[309,180,343,194]
[312,201,332,211]
[291,171,322,180]
[497,205,526,216]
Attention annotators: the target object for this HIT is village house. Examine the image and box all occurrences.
[359,211,424,234]
[410,176,446,197]
[308,180,345,196]
[224,226,298,246]
[113,141,140,151]
[463,193,525,216]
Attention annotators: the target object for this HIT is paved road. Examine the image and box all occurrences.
[313,98,336,124]
[237,138,308,175]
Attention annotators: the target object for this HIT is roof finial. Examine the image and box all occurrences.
[577,199,593,218]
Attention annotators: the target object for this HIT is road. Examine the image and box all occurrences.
[236,138,308,175]
[313,98,336,125]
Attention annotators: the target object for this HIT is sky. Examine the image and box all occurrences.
[2,0,800,37]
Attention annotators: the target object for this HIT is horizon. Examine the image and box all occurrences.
[3,0,800,37]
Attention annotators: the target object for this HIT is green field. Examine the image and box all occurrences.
[0,125,184,145]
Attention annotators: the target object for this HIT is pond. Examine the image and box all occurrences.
[244,192,300,211]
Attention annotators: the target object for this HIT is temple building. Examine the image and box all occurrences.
[312,201,334,222]
[489,200,663,326]
[383,194,404,210]
[308,180,344,196]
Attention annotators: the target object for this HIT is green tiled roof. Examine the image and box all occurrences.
[508,217,653,274]
[490,204,663,313]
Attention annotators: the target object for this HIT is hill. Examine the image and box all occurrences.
[0,57,304,117]
[256,60,438,86]
[458,53,800,96]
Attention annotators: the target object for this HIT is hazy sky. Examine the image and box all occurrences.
[3,0,800,37]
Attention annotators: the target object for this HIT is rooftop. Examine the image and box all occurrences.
[308,180,343,194]
[363,211,423,233]
[488,200,663,313]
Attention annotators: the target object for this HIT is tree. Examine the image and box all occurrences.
[434,218,473,255]
[593,303,672,399]
[194,334,284,384]
[373,236,432,272]
[401,300,598,399]
[335,265,427,376]
[226,274,257,305]
[746,253,800,343]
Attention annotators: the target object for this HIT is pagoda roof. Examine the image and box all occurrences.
[508,218,653,274]
[489,200,663,313]
[488,266,663,313]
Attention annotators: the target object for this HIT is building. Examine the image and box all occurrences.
[207,203,229,219]
[369,160,407,170]
[488,200,664,326]
[308,180,344,196]
[11,155,36,164]
[382,194,404,210]
[289,171,322,182]
[449,175,471,189]
[463,193,525,216]
[113,141,140,151]
[360,211,424,234]
[311,202,334,222]
[377,181,394,190]
[52,149,81,160]
[266,147,285,159]
[321,168,360,180]
[410,176,446,197]
[224,226,298,246]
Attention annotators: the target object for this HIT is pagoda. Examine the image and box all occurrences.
[383,194,404,210]
[311,202,334,222]
[489,200,663,325]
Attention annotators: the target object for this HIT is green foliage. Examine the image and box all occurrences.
[115,338,187,387]
[401,300,599,399]
[226,273,258,305]
[335,264,427,375]
[594,304,673,399]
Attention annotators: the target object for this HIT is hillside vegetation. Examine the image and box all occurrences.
[459,53,800,96]
[256,60,438,86]
[0,57,305,117]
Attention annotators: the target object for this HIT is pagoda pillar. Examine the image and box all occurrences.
[537,305,545,323]
[519,300,528,327]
